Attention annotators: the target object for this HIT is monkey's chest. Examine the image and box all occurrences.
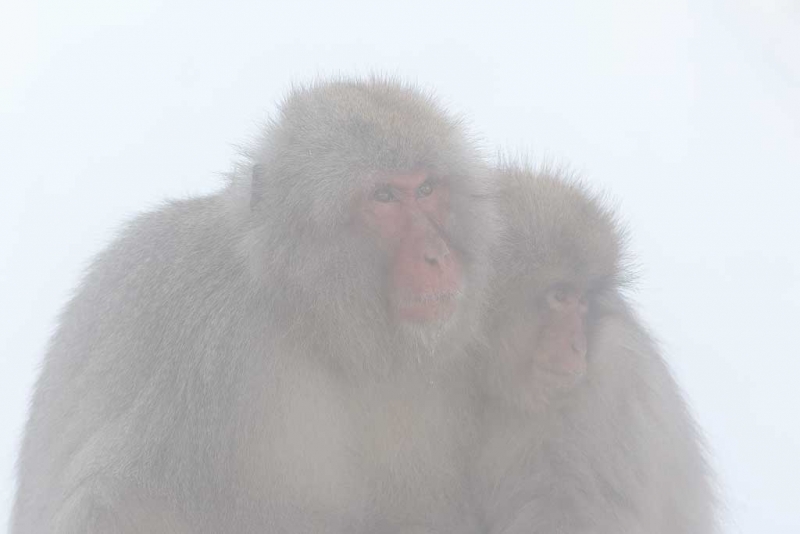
[356,385,473,517]
[258,367,473,524]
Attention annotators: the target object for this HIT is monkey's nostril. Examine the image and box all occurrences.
[424,255,439,266]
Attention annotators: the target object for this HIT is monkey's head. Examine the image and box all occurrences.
[484,164,629,411]
[231,78,498,371]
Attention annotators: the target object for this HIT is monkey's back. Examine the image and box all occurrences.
[11,192,258,532]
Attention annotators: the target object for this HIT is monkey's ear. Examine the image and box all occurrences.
[251,164,265,209]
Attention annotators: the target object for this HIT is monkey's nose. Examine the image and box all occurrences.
[571,334,588,359]
[424,254,439,266]
[422,236,450,267]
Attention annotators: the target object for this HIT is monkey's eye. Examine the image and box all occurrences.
[550,287,569,303]
[416,180,434,198]
[373,186,396,203]
[546,285,572,309]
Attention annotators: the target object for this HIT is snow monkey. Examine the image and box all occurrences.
[11,78,501,534]
[474,164,717,534]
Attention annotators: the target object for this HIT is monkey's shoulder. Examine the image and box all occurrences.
[68,194,244,304]
[49,193,249,366]
[104,194,233,270]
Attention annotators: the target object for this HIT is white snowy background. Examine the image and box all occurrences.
[1,0,798,531]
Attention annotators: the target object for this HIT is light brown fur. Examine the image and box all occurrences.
[11,78,500,534]
[474,164,717,533]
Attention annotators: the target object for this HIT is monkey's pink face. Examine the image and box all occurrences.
[361,171,463,323]
[533,285,589,385]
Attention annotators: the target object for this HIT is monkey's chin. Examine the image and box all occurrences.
[393,291,460,323]
[506,370,586,413]
[396,301,456,323]
[535,365,586,396]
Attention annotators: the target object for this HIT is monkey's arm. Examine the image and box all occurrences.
[11,199,236,534]
[488,308,716,534]
[50,485,191,534]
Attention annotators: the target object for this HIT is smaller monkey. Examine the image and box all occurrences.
[473,164,717,534]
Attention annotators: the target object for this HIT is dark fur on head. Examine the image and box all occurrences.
[230,77,499,374]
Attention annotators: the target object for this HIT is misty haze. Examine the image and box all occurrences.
[1,1,798,533]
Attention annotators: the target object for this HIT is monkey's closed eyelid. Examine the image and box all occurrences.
[551,287,569,302]
[546,284,572,303]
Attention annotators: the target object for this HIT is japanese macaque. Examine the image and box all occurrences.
[474,164,717,533]
[11,78,500,533]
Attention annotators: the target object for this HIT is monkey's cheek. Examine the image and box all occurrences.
[531,357,587,394]
[553,371,586,391]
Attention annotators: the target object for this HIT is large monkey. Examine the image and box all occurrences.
[473,165,717,533]
[11,79,500,533]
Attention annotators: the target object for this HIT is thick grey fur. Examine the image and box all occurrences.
[473,164,718,534]
[11,77,501,534]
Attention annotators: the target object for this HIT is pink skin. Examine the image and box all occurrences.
[361,171,462,323]
[536,287,589,377]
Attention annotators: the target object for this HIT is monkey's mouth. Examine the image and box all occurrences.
[532,362,587,393]
[394,290,462,322]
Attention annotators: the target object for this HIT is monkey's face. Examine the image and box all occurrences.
[486,165,626,409]
[489,282,596,411]
[242,80,498,366]
[360,171,463,325]
[534,284,589,380]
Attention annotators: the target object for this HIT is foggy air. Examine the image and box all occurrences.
[3,2,799,533]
